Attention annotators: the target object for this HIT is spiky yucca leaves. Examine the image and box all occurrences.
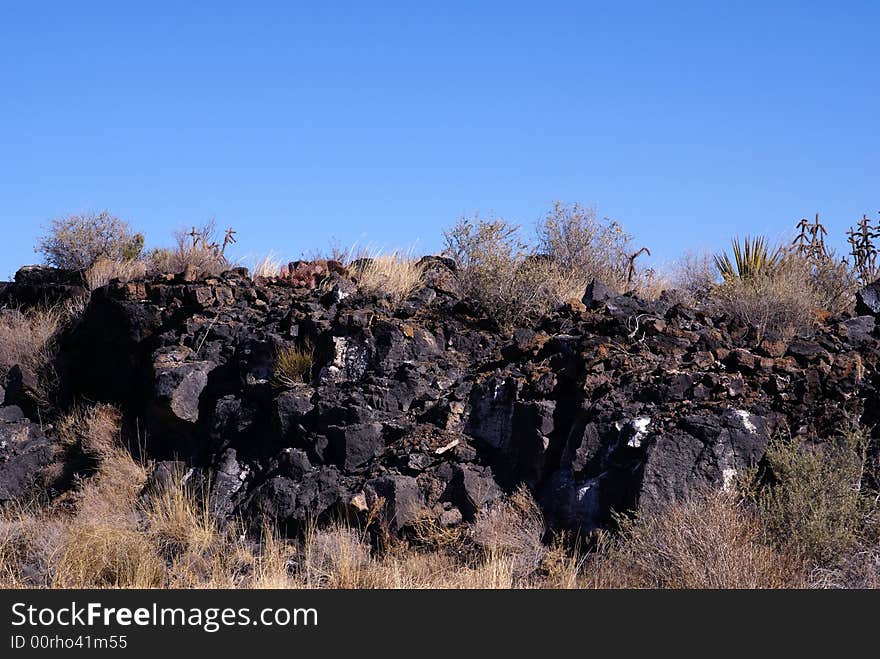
[714,236,782,282]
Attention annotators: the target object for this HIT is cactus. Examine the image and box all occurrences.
[847,213,880,285]
[793,213,828,260]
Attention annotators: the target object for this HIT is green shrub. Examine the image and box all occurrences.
[751,430,876,565]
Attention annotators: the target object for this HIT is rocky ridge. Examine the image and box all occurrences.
[2,260,879,534]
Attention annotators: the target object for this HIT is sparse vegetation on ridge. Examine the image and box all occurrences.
[5,203,880,590]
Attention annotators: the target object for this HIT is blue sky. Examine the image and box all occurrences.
[1,1,877,278]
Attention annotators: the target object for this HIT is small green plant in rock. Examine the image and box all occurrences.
[274,341,314,386]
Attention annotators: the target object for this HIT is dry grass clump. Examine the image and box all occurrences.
[36,211,144,270]
[274,342,314,386]
[54,525,165,588]
[711,258,818,341]
[0,306,64,378]
[350,251,425,303]
[83,256,147,291]
[251,251,284,279]
[56,403,122,460]
[471,486,547,581]
[0,304,74,407]
[583,492,803,589]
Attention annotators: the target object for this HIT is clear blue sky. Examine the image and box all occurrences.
[1,1,877,278]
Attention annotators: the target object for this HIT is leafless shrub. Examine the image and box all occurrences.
[537,201,637,292]
[36,211,143,270]
[471,486,547,580]
[443,215,568,329]
[806,251,858,315]
[583,492,803,588]
[672,250,718,300]
[810,546,880,589]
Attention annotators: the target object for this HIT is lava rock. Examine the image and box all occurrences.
[0,406,53,503]
[581,279,614,308]
[856,281,880,315]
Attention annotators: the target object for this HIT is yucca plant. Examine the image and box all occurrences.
[714,236,782,282]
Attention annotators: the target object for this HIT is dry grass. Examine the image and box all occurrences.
[145,221,233,277]
[0,304,73,406]
[3,403,876,589]
[471,486,547,581]
[350,250,424,303]
[583,492,804,588]
[711,258,819,341]
[83,256,147,291]
[0,306,64,377]
[251,251,285,279]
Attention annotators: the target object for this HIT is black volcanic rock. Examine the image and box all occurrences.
[856,281,880,315]
[2,262,879,537]
[0,406,52,503]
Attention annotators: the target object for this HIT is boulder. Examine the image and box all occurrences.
[152,351,215,425]
[581,279,614,308]
[365,474,424,532]
[856,281,880,315]
[327,422,385,470]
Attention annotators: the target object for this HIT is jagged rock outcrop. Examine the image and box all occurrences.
[3,261,880,534]
[0,405,53,503]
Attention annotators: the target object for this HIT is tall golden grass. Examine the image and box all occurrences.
[2,404,877,589]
